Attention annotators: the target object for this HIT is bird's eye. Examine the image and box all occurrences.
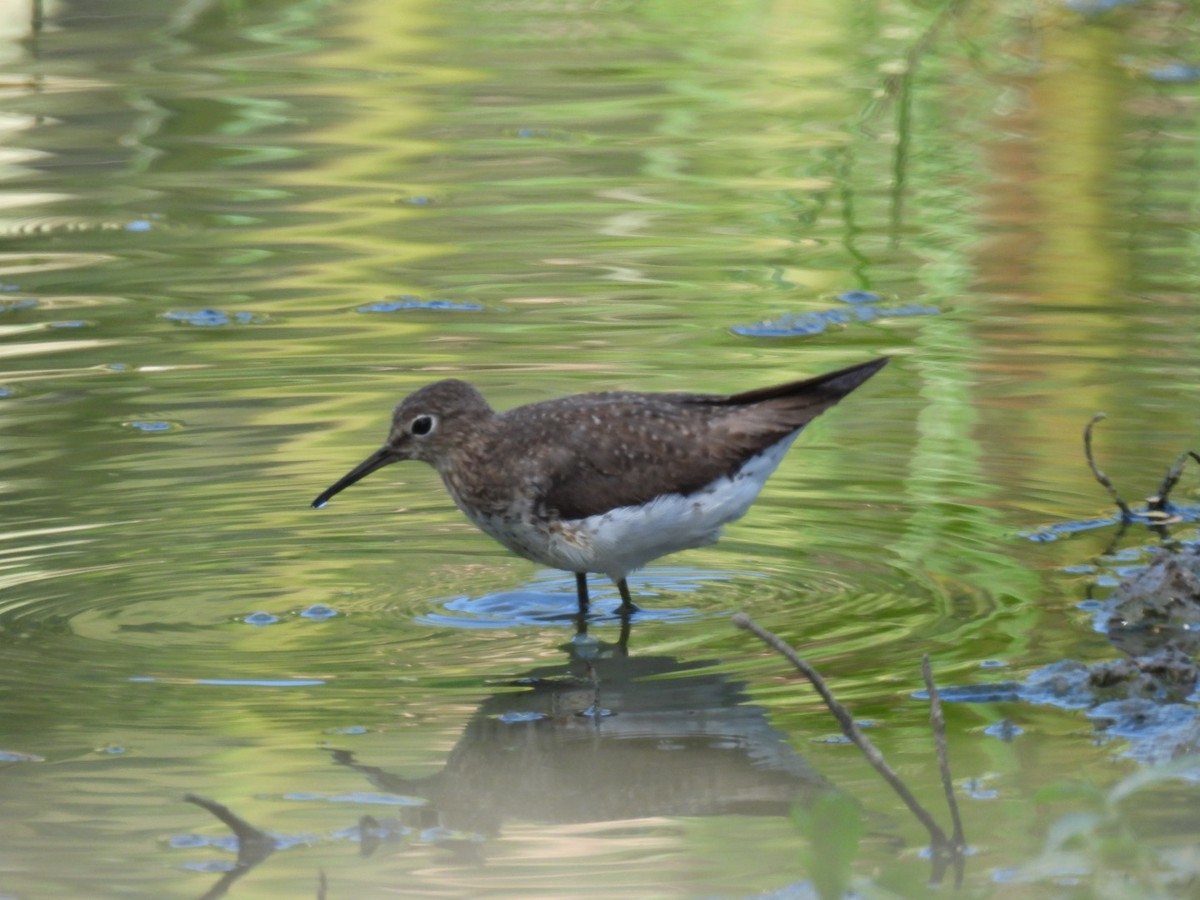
[410,414,436,436]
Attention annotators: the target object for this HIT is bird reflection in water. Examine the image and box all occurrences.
[329,627,828,854]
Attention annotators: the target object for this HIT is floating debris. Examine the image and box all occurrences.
[812,734,853,744]
[162,309,267,326]
[1144,63,1200,83]
[1086,699,1200,767]
[123,420,174,433]
[168,833,218,850]
[496,710,544,723]
[356,295,484,313]
[300,603,338,621]
[920,660,1094,709]
[732,291,938,338]
[961,777,999,800]
[926,647,1200,765]
[577,705,613,719]
[330,815,410,847]
[983,720,1024,741]
[0,749,45,762]
[837,290,882,304]
[1022,507,1200,542]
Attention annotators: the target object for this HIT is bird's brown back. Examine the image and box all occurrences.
[450,357,887,521]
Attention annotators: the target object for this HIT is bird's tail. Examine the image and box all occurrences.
[712,356,888,435]
[724,357,888,405]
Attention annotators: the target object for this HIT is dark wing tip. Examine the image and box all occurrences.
[723,356,889,406]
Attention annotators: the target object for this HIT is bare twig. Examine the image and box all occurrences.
[183,794,277,900]
[1085,414,1200,527]
[1084,414,1135,521]
[922,655,966,876]
[732,613,951,851]
[1147,450,1200,517]
[183,794,276,864]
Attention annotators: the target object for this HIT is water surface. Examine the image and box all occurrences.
[1,0,1199,896]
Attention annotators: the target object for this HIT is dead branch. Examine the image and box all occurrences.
[183,794,276,864]
[732,613,954,856]
[1084,414,1135,520]
[922,654,966,887]
[1147,450,1200,517]
[1085,414,1200,527]
[920,655,963,848]
[183,794,276,900]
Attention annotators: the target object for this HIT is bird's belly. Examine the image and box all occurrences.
[471,432,800,579]
[582,436,798,575]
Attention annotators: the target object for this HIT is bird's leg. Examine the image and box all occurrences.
[615,614,631,656]
[574,572,591,637]
[575,572,590,615]
[615,578,640,614]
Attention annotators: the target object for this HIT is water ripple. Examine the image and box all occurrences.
[417,568,718,629]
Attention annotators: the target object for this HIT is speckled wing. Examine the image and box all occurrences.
[516,358,887,521]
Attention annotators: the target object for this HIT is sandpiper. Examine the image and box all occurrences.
[313,357,887,614]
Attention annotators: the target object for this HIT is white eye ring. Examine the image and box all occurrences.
[410,414,437,436]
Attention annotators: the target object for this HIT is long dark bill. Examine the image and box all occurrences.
[312,446,400,509]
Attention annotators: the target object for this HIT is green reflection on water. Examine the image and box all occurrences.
[0,0,1197,895]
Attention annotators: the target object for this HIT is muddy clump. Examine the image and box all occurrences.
[1104,547,1200,659]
